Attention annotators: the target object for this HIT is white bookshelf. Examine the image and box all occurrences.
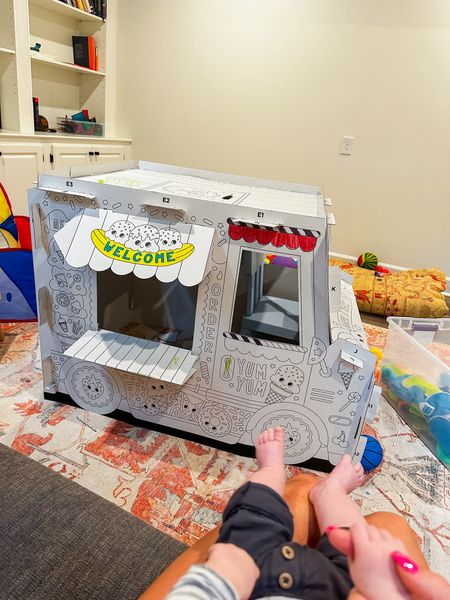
[0,0,118,138]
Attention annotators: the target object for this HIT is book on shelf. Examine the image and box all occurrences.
[32,97,39,131]
[88,36,95,70]
[72,36,89,68]
[59,0,106,17]
[72,36,97,70]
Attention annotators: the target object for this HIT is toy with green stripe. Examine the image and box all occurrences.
[357,252,378,270]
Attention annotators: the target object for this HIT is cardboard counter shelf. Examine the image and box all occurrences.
[381,317,450,470]
[29,161,381,470]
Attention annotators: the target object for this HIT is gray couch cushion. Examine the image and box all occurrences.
[0,443,187,600]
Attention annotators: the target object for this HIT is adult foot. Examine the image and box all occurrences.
[255,427,285,470]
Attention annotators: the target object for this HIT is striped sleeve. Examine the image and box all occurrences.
[165,564,239,600]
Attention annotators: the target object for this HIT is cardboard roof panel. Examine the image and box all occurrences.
[53,208,215,286]
[64,329,198,385]
[80,167,325,218]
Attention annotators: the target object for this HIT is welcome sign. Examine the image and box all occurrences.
[91,228,195,266]
[54,208,215,286]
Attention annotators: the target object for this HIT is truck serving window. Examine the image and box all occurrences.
[97,270,198,350]
[230,249,300,345]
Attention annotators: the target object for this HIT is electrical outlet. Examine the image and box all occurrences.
[340,136,354,156]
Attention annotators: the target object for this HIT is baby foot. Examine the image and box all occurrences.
[325,454,364,494]
[309,454,364,511]
[256,427,285,470]
[248,427,286,497]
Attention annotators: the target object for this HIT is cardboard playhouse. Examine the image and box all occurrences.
[29,161,381,469]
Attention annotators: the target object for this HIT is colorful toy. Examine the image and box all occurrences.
[369,347,383,381]
[0,183,37,321]
[265,253,298,269]
[357,252,378,270]
[421,392,450,457]
[382,365,450,468]
[374,265,390,274]
[360,434,383,472]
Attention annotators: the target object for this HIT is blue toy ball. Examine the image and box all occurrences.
[360,435,383,472]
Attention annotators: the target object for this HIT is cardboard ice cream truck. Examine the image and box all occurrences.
[30,161,381,469]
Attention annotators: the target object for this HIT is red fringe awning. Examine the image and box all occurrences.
[228,224,318,252]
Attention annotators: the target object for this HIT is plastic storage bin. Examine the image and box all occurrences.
[57,118,103,136]
[381,317,450,470]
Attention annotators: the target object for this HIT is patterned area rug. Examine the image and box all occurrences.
[0,322,448,576]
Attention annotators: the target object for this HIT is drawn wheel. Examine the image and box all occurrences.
[65,363,121,414]
[199,405,232,437]
[251,410,322,463]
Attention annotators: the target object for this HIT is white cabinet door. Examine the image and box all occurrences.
[0,143,44,215]
[51,143,94,169]
[93,144,130,164]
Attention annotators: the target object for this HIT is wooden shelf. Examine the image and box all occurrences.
[29,0,104,23]
[0,47,16,56]
[0,130,131,142]
[31,53,106,76]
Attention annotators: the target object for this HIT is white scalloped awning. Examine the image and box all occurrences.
[54,208,215,286]
[64,329,198,385]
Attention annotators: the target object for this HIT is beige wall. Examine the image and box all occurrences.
[116,0,450,274]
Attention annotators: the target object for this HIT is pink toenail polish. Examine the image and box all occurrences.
[391,551,419,573]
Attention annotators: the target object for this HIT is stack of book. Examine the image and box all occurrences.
[59,0,107,19]
[72,36,99,70]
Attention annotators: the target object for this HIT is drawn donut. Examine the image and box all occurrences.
[55,291,70,307]
[252,414,317,459]
[199,405,232,437]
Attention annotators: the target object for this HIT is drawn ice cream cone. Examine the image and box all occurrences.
[58,315,68,333]
[266,365,304,404]
[337,361,355,390]
[266,382,293,404]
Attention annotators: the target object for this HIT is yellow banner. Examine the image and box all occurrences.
[91,229,194,266]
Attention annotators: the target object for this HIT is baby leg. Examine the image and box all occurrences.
[217,427,292,566]
[247,426,286,497]
[309,454,365,534]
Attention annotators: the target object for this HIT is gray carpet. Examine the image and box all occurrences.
[0,443,186,600]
